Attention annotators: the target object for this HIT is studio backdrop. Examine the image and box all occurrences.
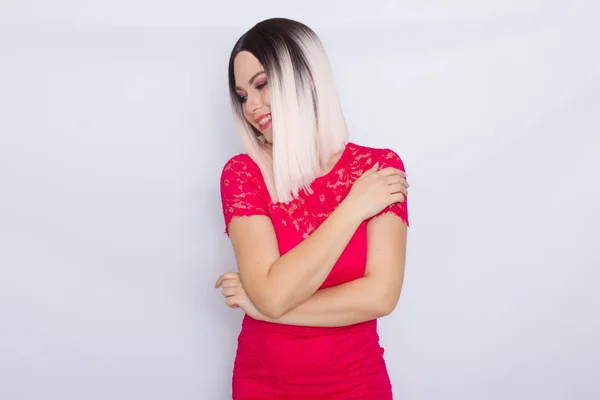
[1,1,598,399]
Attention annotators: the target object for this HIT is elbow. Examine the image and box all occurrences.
[259,284,300,319]
[370,276,404,317]
[259,303,285,319]
[378,300,397,317]
[243,279,289,319]
[253,294,287,319]
[374,291,401,317]
[261,291,297,319]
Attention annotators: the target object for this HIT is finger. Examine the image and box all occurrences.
[225,296,239,308]
[362,162,379,176]
[388,183,408,197]
[384,174,404,185]
[214,275,224,288]
[215,272,239,288]
[222,272,239,280]
[378,167,406,178]
[222,279,239,288]
[388,192,405,205]
[384,176,409,192]
[394,177,410,189]
[388,173,409,186]
[221,287,239,297]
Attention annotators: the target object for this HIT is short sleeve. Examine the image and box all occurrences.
[369,149,409,226]
[220,155,270,235]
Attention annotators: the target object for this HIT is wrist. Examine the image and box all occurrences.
[337,198,364,225]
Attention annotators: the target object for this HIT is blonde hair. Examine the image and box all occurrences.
[228,18,349,203]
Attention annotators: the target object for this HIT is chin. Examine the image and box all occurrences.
[262,130,273,144]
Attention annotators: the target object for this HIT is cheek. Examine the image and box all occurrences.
[242,106,254,124]
[263,87,270,107]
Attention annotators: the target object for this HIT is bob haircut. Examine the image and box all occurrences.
[227,18,349,204]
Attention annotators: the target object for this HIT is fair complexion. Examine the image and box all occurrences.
[233,51,273,143]
[217,51,409,321]
[223,163,407,319]
[233,51,343,175]
[217,163,409,320]
[217,208,406,327]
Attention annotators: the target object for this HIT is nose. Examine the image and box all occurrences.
[246,92,262,113]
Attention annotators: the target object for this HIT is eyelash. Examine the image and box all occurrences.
[239,81,268,103]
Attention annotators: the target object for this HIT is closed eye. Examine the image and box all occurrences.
[237,81,266,103]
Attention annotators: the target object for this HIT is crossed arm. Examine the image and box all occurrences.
[227,209,407,327]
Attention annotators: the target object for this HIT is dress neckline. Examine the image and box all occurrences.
[314,142,352,182]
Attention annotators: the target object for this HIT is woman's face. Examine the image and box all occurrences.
[233,51,272,143]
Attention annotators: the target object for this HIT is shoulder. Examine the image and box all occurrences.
[220,153,269,200]
[221,153,258,175]
[347,142,406,171]
[219,154,271,234]
[352,143,410,226]
[220,153,263,183]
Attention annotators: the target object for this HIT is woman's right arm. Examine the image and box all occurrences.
[226,163,407,319]
[228,198,362,319]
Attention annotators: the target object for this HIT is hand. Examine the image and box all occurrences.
[344,162,409,221]
[214,272,265,321]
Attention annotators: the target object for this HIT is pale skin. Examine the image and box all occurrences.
[215,51,409,327]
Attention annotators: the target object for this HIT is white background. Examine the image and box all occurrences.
[1,1,599,399]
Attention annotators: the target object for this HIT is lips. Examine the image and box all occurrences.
[255,113,272,131]
[254,113,270,123]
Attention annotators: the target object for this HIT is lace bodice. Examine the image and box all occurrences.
[220,142,409,241]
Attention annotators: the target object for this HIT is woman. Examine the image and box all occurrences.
[215,18,410,399]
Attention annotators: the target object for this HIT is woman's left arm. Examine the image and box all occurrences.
[216,149,409,327]
[259,212,407,327]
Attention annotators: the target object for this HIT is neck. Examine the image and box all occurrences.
[319,148,344,177]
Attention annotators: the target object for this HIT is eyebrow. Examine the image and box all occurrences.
[235,71,266,91]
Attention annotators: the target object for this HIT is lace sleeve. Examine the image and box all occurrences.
[369,149,409,226]
[220,154,270,235]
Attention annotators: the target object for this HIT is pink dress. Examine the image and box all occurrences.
[220,142,409,399]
